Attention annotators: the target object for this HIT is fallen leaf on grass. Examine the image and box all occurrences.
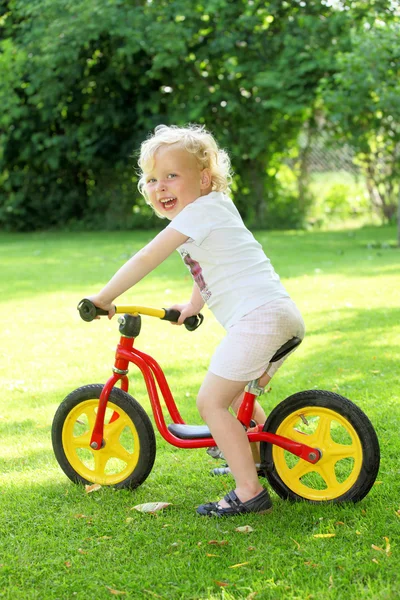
[235,525,253,533]
[78,548,88,555]
[247,546,256,551]
[106,586,127,596]
[85,484,102,493]
[132,502,171,514]
[143,590,163,599]
[313,534,335,538]
[64,561,72,568]
[206,553,219,557]
[335,521,345,526]
[372,539,391,556]
[229,561,250,569]
[214,581,229,587]
[208,540,228,546]
[291,538,301,549]
[246,593,258,600]
[372,558,379,564]
[384,537,391,556]
[73,515,93,525]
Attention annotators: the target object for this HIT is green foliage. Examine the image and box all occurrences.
[0,0,349,230]
[0,0,398,231]
[148,0,352,228]
[0,0,158,230]
[308,172,371,226]
[320,17,400,225]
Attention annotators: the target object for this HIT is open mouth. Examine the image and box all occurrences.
[159,197,177,211]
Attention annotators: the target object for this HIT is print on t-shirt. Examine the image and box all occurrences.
[180,250,211,301]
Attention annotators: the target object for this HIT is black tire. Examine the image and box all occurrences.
[52,384,156,489]
[260,390,380,503]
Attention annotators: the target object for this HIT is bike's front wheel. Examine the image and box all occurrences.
[52,384,156,489]
[260,390,380,503]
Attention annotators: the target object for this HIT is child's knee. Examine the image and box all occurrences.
[197,389,220,420]
[196,393,208,420]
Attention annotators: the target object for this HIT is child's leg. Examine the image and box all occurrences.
[197,371,264,507]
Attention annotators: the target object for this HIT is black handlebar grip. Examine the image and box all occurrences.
[77,299,109,322]
[162,308,204,331]
[184,313,204,331]
[162,308,181,323]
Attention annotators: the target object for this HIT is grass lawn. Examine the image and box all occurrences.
[0,224,399,600]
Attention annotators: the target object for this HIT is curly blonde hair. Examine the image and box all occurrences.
[137,124,232,204]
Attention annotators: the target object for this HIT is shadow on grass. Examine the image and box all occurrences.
[307,306,400,338]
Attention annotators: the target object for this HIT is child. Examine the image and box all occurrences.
[88,124,305,517]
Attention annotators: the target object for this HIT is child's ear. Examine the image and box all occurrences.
[200,169,212,189]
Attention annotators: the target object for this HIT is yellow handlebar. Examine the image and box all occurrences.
[115,306,166,319]
[77,299,203,331]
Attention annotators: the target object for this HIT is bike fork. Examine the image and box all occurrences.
[89,335,133,450]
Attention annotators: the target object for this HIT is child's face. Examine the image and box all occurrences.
[144,144,211,219]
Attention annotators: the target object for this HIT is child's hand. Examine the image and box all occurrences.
[87,295,116,320]
[168,302,199,325]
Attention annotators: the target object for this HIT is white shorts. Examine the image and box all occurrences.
[209,297,305,382]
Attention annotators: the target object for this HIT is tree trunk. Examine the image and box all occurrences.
[297,120,313,210]
[237,158,267,228]
[252,161,267,227]
[365,159,397,222]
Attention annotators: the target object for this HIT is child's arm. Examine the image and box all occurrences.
[88,228,189,315]
[170,283,205,325]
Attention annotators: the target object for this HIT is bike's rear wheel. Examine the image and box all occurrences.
[260,390,380,503]
[52,384,156,489]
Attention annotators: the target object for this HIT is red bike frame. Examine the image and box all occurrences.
[89,331,320,466]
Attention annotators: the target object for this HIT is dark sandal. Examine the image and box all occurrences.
[197,488,272,517]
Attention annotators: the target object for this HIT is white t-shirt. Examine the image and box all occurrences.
[168,191,289,329]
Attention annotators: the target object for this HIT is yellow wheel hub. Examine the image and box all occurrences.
[272,406,363,501]
[62,399,140,485]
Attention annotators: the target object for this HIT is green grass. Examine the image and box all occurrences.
[0,224,399,600]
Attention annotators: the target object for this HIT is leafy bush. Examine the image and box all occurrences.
[308,171,371,226]
[1,0,397,232]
